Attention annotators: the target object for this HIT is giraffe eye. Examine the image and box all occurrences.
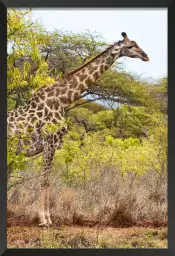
[127,46,133,49]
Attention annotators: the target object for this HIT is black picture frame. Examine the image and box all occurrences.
[1,0,174,255]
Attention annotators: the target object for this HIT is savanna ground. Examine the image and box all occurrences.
[8,225,167,248]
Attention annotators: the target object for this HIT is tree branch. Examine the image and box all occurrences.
[67,97,104,112]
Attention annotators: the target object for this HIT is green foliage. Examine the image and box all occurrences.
[53,110,167,185]
[7,135,28,171]
[153,77,168,93]
[41,120,67,137]
[112,105,154,138]
[96,70,159,109]
[7,9,55,110]
[49,29,106,76]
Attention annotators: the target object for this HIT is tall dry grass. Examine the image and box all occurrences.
[7,165,167,227]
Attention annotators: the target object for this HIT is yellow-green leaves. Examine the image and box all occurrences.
[7,9,55,104]
[30,61,55,89]
[7,135,28,171]
[30,34,41,61]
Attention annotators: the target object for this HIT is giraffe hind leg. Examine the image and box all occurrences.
[37,140,55,227]
[45,185,53,226]
[37,182,48,227]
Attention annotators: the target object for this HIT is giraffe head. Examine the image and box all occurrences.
[116,32,149,62]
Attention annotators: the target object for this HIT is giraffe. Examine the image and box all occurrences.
[7,32,149,227]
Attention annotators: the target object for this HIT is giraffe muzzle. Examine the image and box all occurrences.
[142,56,149,62]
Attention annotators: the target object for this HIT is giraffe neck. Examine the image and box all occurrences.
[64,41,122,103]
[8,41,123,135]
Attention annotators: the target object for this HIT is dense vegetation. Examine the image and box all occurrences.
[7,9,167,228]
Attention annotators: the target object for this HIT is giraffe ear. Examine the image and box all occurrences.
[121,32,129,41]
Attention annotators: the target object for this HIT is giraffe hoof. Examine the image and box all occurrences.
[39,222,49,228]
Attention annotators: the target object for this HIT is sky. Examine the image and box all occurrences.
[29,9,167,81]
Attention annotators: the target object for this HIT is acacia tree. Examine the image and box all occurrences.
[42,29,106,77]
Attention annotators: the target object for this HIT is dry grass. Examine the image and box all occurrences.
[7,167,167,249]
[7,168,167,228]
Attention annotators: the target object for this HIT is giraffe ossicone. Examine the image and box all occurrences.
[8,32,149,227]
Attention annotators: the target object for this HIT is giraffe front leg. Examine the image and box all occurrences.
[38,181,52,227]
[37,141,55,227]
[45,185,52,226]
[38,181,48,227]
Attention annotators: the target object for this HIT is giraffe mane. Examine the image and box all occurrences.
[31,41,119,95]
[63,41,119,78]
